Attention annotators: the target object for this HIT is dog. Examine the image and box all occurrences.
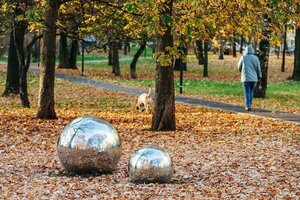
[136,85,152,113]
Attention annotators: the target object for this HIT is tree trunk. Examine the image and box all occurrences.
[218,40,224,60]
[20,36,42,108]
[112,42,120,76]
[130,40,146,79]
[36,0,59,119]
[240,36,244,54]
[152,38,156,53]
[69,39,78,69]
[13,22,29,107]
[108,47,112,66]
[118,42,122,50]
[232,38,237,57]
[32,34,40,63]
[174,44,187,71]
[58,32,69,69]
[203,40,209,77]
[254,16,271,98]
[3,31,20,96]
[254,37,258,56]
[292,28,300,80]
[124,42,130,55]
[195,40,204,65]
[128,42,131,53]
[281,25,287,72]
[151,0,175,131]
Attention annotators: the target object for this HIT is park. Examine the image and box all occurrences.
[0,0,300,199]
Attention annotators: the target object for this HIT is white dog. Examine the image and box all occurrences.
[136,85,152,113]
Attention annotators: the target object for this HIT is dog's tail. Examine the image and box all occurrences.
[147,85,151,97]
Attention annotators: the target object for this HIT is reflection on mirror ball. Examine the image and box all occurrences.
[57,116,121,174]
[128,145,174,183]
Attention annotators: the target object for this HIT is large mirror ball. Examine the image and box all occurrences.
[56,116,122,174]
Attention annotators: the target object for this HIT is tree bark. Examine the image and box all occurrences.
[68,39,78,69]
[152,38,156,53]
[3,31,20,96]
[254,16,271,98]
[151,0,175,131]
[292,28,300,80]
[36,0,60,119]
[195,40,204,65]
[281,25,287,72]
[112,42,120,76]
[232,38,237,57]
[203,40,209,77]
[108,47,112,66]
[58,32,69,69]
[32,33,40,63]
[218,40,224,60]
[13,21,29,107]
[124,42,130,55]
[240,36,244,54]
[130,40,146,79]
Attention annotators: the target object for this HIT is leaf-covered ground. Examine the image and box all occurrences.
[1,75,299,199]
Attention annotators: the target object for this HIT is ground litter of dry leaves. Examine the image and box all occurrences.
[0,75,299,199]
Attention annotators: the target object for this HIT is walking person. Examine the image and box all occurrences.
[237,45,262,111]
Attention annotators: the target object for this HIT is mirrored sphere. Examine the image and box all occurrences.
[56,116,121,174]
[128,145,174,183]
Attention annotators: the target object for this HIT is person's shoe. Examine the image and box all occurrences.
[244,107,250,111]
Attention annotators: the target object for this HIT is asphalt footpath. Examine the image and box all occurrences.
[29,68,300,124]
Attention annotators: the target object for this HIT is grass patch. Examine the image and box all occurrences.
[178,79,242,96]
[0,56,8,62]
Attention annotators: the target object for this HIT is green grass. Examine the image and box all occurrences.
[76,54,108,61]
[177,79,242,96]
[0,56,8,62]
[265,81,300,105]
[107,78,243,97]
[73,46,155,62]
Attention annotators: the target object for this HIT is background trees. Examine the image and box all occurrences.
[1,0,299,129]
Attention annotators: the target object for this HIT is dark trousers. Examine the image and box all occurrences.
[243,82,257,109]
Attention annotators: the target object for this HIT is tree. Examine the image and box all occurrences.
[151,0,175,131]
[240,36,244,54]
[254,16,271,98]
[281,24,287,72]
[203,40,209,77]
[3,31,20,96]
[293,27,300,80]
[36,0,62,119]
[68,39,78,69]
[194,40,204,65]
[2,0,35,107]
[13,21,29,107]
[58,32,70,69]
[130,40,146,79]
[218,39,224,60]
[111,42,120,76]
[232,35,237,57]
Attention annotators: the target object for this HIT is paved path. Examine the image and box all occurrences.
[29,68,300,124]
